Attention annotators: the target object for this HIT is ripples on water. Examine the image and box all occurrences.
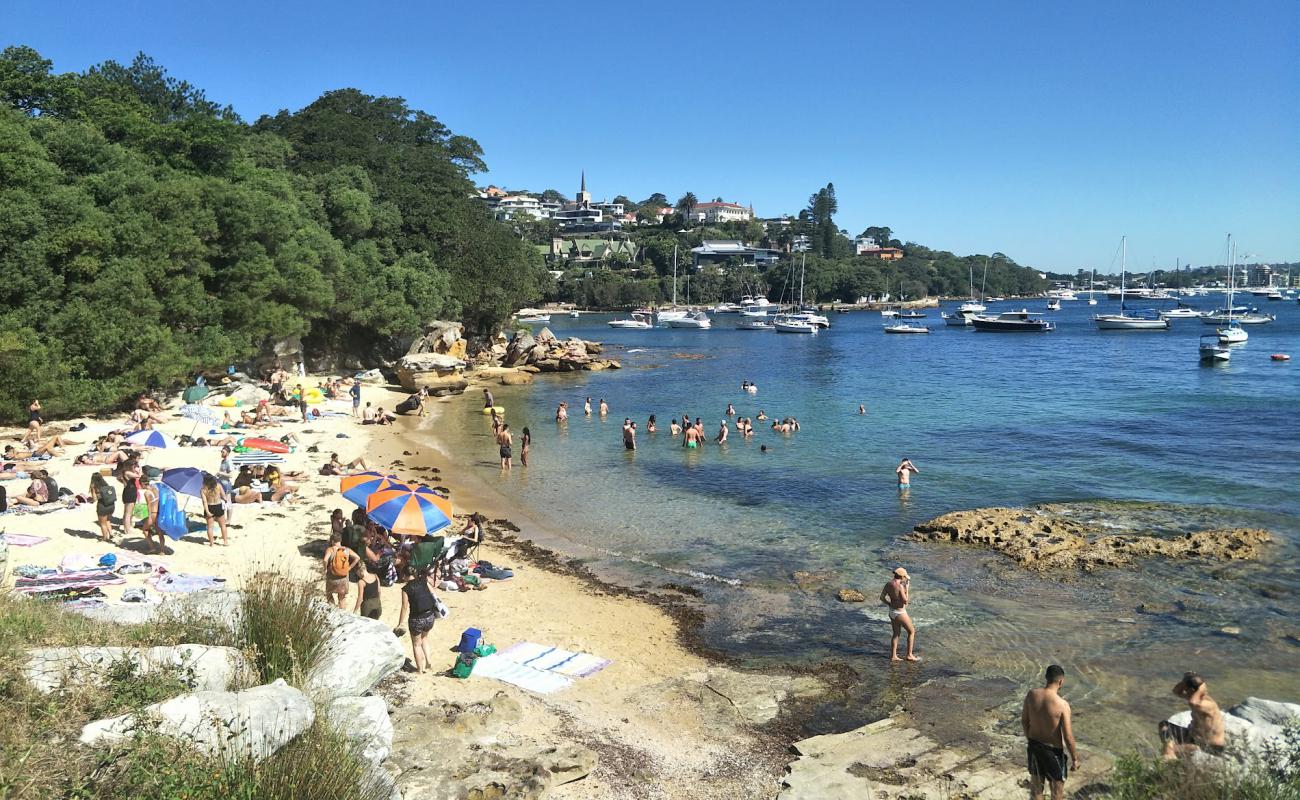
[434,299,1300,738]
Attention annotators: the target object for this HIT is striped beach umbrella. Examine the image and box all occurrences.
[124,429,172,449]
[339,472,402,507]
[365,485,453,537]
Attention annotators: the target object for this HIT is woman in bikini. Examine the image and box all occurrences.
[200,474,230,546]
[89,472,116,543]
[116,457,143,540]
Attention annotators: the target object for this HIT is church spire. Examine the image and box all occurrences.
[580,170,586,193]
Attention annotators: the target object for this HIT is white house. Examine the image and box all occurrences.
[692,202,753,224]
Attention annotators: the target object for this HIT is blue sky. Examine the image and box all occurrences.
[5,0,1298,271]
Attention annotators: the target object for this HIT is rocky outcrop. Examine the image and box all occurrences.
[396,352,469,395]
[303,609,406,703]
[386,693,596,799]
[911,507,1272,571]
[836,589,866,603]
[25,645,250,695]
[328,695,394,765]
[497,328,620,373]
[79,679,315,761]
[406,320,467,361]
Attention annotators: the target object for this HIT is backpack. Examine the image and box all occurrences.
[328,546,351,577]
[97,484,117,505]
[41,476,59,502]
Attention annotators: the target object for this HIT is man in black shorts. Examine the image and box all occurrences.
[1021,664,1079,800]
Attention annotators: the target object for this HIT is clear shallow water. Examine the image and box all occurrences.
[434,298,1300,737]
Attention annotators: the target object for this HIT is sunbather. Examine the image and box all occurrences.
[9,472,50,507]
[75,450,132,466]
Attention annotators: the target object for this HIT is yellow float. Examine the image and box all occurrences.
[481,406,505,415]
[218,396,239,408]
[305,388,325,404]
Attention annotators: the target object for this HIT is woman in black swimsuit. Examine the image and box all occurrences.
[354,563,382,620]
[200,474,229,546]
[397,567,439,673]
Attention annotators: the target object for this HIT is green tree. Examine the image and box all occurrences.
[675,192,698,225]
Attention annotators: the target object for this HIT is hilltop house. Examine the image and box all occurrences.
[691,201,753,225]
[856,236,904,260]
[691,240,781,270]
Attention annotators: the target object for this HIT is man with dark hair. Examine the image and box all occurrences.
[1021,664,1079,800]
[1159,672,1226,759]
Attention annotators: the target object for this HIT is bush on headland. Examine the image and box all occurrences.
[1107,731,1300,800]
[0,45,549,423]
[0,575,387,800]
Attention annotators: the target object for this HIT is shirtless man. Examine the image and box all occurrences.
[496,423,513,469]
[1022,664,1079,800]
[716,421,728,444]
[896,457,919,491]
[599,399,609,417]
[1159,672,1226,760]
[622,420,636,451]
[879,567,920,661]
[555,402,568,422]
[683,423,703,450]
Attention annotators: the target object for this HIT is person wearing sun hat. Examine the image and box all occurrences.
[879,566,920,662]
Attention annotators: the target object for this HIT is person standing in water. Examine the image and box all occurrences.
[623,420,637,451]
[482,388,495,410]
[584,397,592,416]
[725,403,736,417]
[599,398,609,416]
[1022,664,1080,800]
[716,420,728,444]
[496,423,513,469]
[896,457,919,491]
[879,567,920,662]
[556,401,568,422]
[520,427,531,467]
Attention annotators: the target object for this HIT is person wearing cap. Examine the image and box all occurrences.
[1159,672,1226,759]
[879,567,920,661]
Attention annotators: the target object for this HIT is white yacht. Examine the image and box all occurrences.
[608,312,653,329]
[1199,334,1231,362]
[1046,299,1062,311]
[1159,306,1202,319]
[516,313,551,324]
[666,311,711,329]
[883,323,929,334]
[772,314,817,334]
[1046,288,1078,301]
[712,302,742,314]
[736,317,774,331]
[941,311,973,327]
[1094,237,1170,330]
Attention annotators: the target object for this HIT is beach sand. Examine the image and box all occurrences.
[2,383,800,799]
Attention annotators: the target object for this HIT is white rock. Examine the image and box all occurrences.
[302,602,405,703]
[25,645,250,695]
[1229,697,1300,729]
[79,679,314,761]
[327,695,393,764]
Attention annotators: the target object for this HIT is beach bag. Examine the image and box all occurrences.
[457,627,482,654]
[0,485,6,510]
[155,485,187,541]
[328,546,351,577]
[97,484,117,506]
[434,596,449,620]
[450,651,478,679]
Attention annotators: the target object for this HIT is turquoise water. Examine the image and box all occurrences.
[436,298,1300,736]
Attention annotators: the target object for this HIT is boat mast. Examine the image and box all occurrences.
[1226,234,1235,324]
[799,251,806,308]
[671,243,678,307]
[1120,235,1127,311]
[980,257,989,300]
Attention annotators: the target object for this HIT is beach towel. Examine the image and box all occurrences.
[13,568,126,595]
[148,573,227,593]
[0,533,49,547]
[60,554,99,572]
[471,654,574,694]
[497,642,612,678]
[230,452,285,466]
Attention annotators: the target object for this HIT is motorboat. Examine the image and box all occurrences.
[897,311,927,319]
[569,310,581,318]
[654,308,690,325]
[1217,321,1248,344]
[739,295,771,310]
[516,313,551,324]
[736,317,774,331]
[942,311,973,327]
[883,323,929,334]
[794,309,831,328]
[712,302,742,314]
[880,308,900,318]
[1199,334,1231,362]
[1159,306,1202,319]
[740,304,773,317]
[608,312,653,330]
[666,311,711,329]
[1199,311,1274,325]
[1046,299,1062,311]
[1093,236,1170,330]
[958,300,986,314]
[1267,290,1284,301]
[970,309,1056,332]
[772,314,818,334]
[1047,289,1078,301]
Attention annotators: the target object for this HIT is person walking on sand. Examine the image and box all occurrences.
[200,474,230,547]
[1022,664,1080,800]
[397,566,439,673]
[1158,672,1226,760]
[354,562,382,620]
[896,457,919,491]
[89,472,116,544]
[879,567,920,662]
[324,533,360,609]
[520,426,531,467]
[350,380,362,417]
[496,422,513,469]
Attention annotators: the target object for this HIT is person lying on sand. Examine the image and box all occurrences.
[75,450,133,466]
[320,453,368,476]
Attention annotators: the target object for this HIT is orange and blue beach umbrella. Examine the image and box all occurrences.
[365,485,453,537]
[339,472,402,507]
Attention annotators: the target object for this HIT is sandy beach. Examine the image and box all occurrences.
[2,383,803,799]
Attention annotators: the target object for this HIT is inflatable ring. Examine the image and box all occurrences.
[481,406,505,415]
[218,397,239,407]
[304,388,324,404]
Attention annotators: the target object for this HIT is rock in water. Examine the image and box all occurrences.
[911,507,1271,571]
[836,588,867,603]
[302,603,405,703]
[79,679,314,761]
[503,332,536,366]
[25,645,250,695]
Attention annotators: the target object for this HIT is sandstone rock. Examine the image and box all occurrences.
[406,321,465,357]
[213,382,270,407]
[687,669,826,725]
[606,359,621,369]
[397,352,466,372]
[25,645,250,695]
[327,695,393,764]
[837,588,866,603]
[792,571,832,591]
[302,603,405,703]
[503,332,536,367]
[499,371,533,386]
[583,341,603,355]
[535,326,557,344]
[534,358,561,372]
[396,371,468,395]
[911,507,1272,572]
[355,368,386,384]
[519,364,541,373]
[80,679,314,761]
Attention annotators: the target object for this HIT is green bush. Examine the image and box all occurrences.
[236,572,328,686]
[1107,729,1300,800]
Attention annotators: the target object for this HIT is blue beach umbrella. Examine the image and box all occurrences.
[160,467,209,499]
[339,471,402,507]
[124,429,172,449]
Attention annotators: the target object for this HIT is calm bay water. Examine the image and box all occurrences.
[432,297,1300,739]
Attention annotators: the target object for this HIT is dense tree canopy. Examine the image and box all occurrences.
[0,46,545,421]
